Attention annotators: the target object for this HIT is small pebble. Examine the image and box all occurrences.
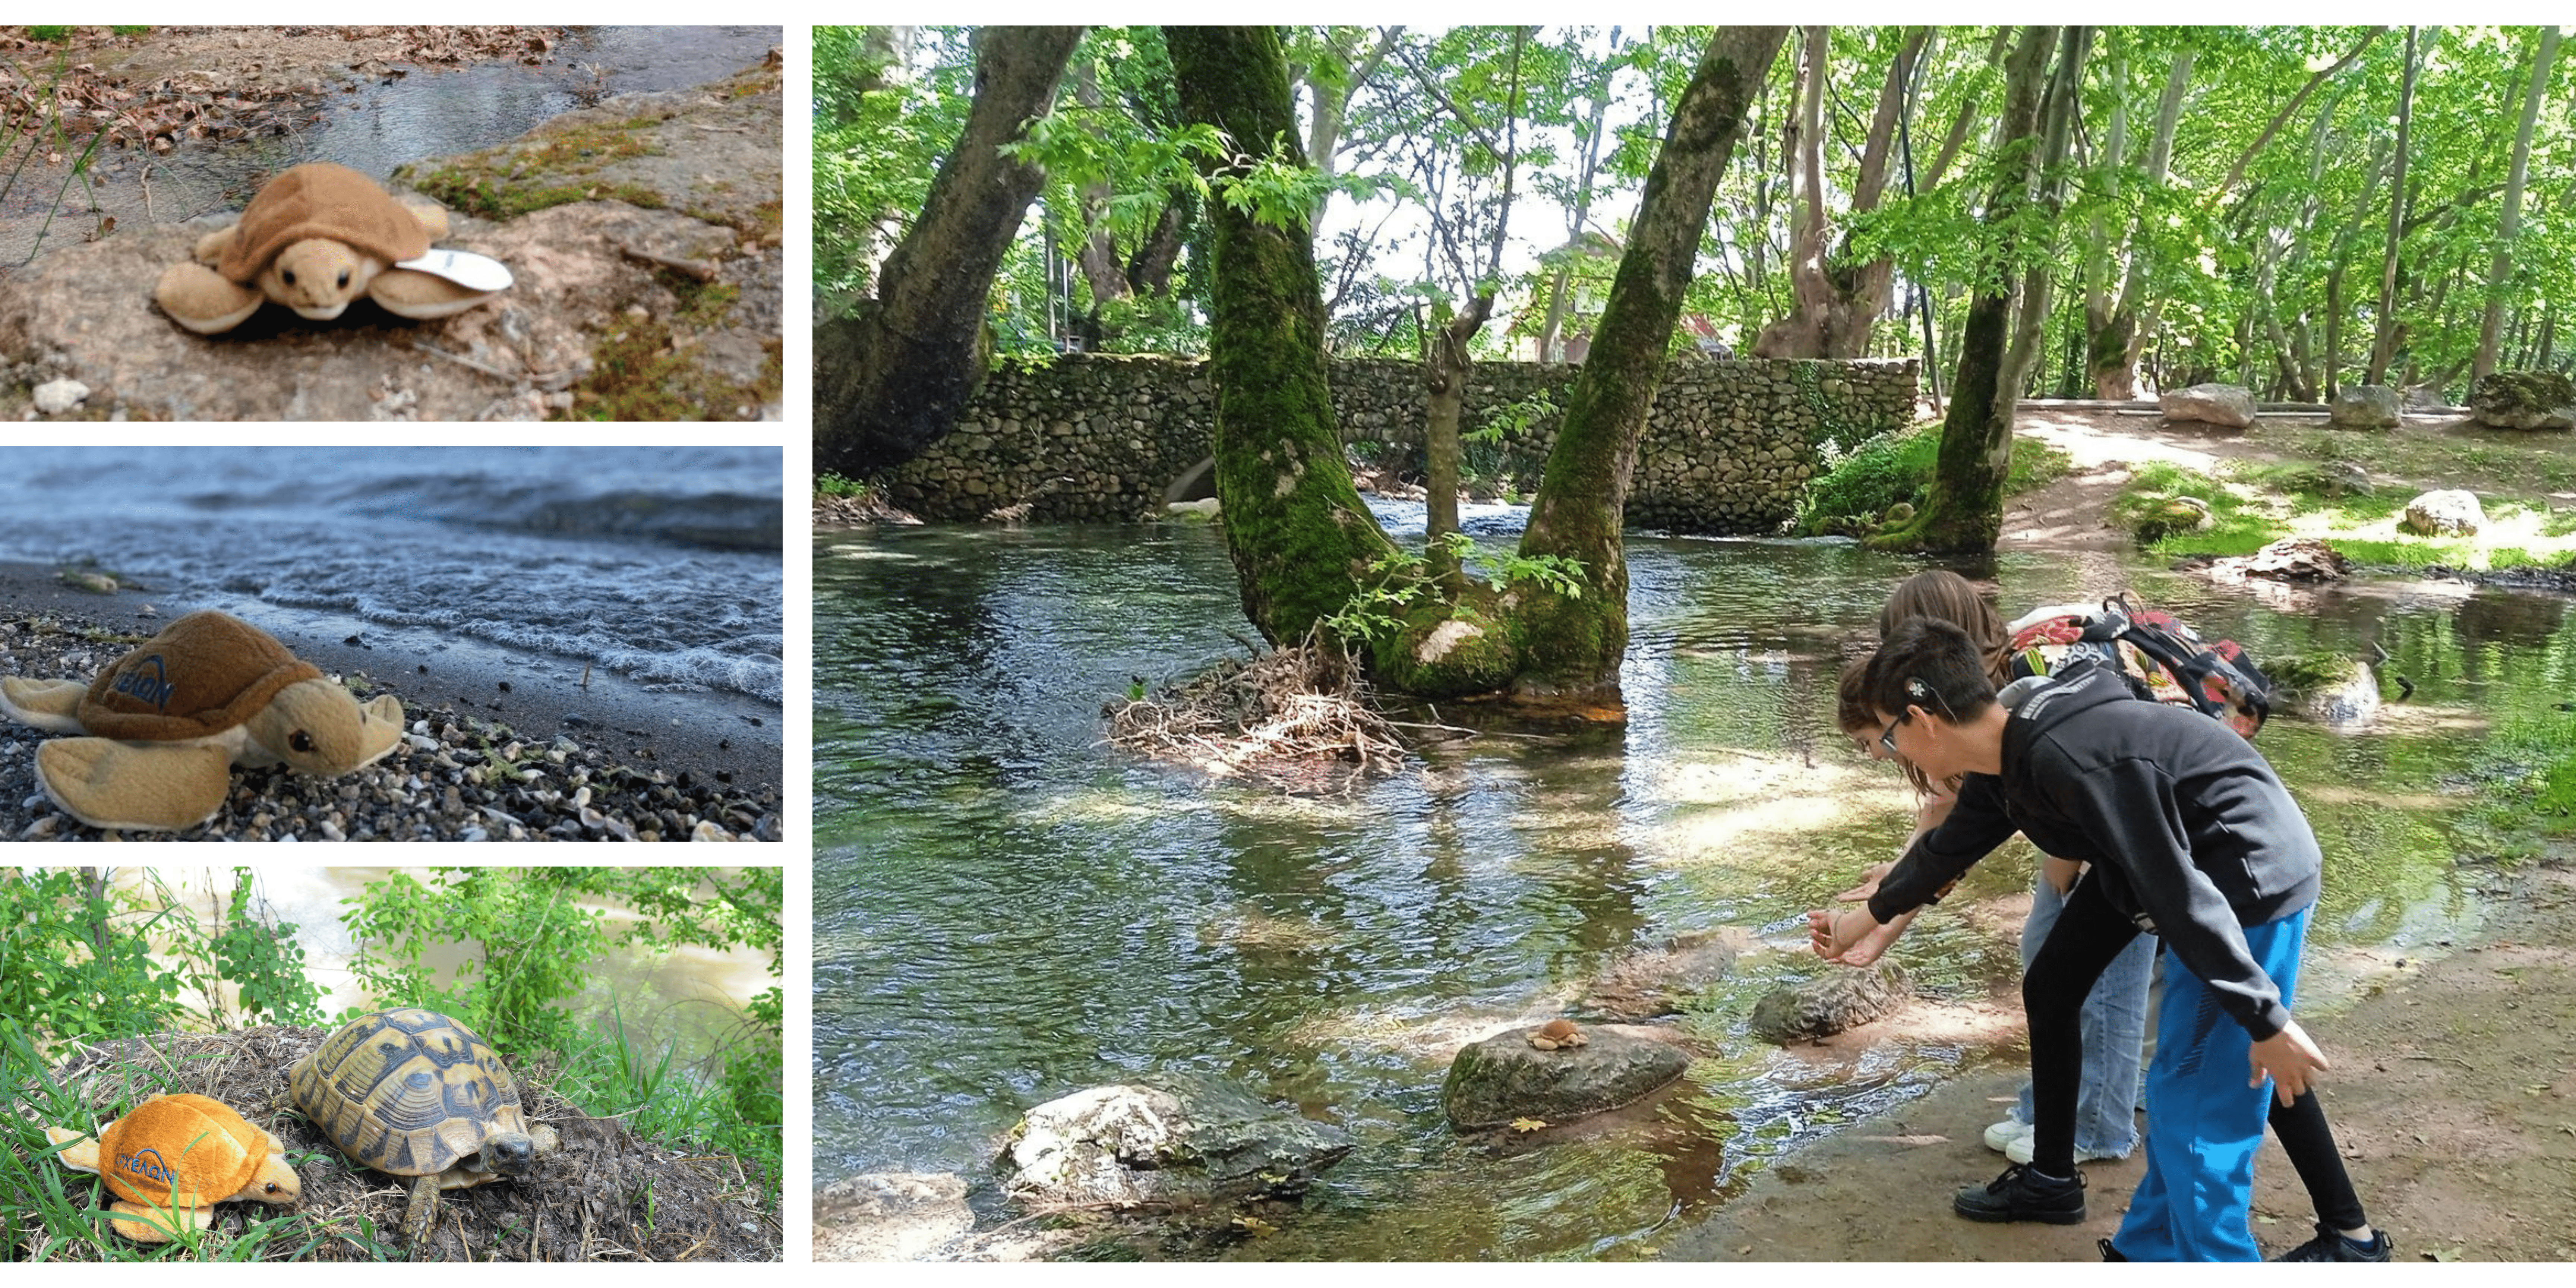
[32,379,89,414]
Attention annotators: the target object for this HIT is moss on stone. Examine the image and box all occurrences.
[2266,651,2366,695]
[1369,596,1522,699]
[562,275,773,421]
[397,116,667,221]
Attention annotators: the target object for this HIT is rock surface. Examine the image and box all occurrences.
[1441,1022,1692,1130]
[30,378,86,414]
[2402,489,2485,537]
[1583,927,1753,1021]
[1,57,780,421]
[2268,654,2381,727]
[813,1172,972,1262]
[2329,384,2403,429]
[1000,1076,1352,1208]
[2468,372,2576,431]
[2204,537,2352,583]
[1749,962,1914,1043]
[2160,382,2257,428]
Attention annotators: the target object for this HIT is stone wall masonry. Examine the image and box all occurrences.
[878,353,1919,534]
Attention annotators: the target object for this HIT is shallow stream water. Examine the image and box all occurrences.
[2,25,780,264]
[817,514,2571,1260]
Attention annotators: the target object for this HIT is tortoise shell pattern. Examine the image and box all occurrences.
[290,1008,528,1179]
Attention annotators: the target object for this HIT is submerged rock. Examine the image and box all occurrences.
[813,1172,972,1262]
[2160,382,2257,428]
[1749,962,1913,1043]
[2267,653,2381,727]
[0,57,780,421]
[1441,1021,1691,1130]
[1583,926,1751,1021]
[1000,1076,1352,1209]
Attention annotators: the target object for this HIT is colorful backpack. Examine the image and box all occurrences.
[2007,593,2274,739]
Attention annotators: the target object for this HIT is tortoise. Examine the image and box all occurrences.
[153,161,508,335]
[0,610,404,831]
[291,1008,560,1256]
[45,1093,302,1242]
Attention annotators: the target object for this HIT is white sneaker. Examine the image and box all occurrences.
[1983,1118,2034,1153]
[2005,1132,2126,1166]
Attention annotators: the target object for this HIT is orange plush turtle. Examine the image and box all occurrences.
[0,610,404,831]
[154,162,509,335]
[45,1093,302,1242]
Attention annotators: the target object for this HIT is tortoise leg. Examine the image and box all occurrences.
[41,1125,102,1174]
[401,1172,442,1259]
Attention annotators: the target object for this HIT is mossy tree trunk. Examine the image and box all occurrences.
[1510,26,1789,704]
[1168,26,1399,644]
[815,26,1083,477]
[1868,26,2057,554]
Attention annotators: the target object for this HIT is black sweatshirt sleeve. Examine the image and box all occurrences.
[1867,773,2020,923]
[2046,755,2293,1040]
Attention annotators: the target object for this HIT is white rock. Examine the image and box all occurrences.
[2159,382,2257,428]
[2401,489,2484,537]
[32,379,89,414]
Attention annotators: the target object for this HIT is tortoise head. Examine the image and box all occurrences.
[479,1129,539,1177]
[260,238,385,319]
[248,679,403,777]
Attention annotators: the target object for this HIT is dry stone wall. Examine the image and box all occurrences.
[877,353,1917,534]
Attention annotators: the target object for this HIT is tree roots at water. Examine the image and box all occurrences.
[1104,638,1409,788]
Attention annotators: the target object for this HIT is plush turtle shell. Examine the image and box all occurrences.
[290,1008,532,1179]
[92,1094,272,1209]
[75,610,322,742]
[215,162,432,286]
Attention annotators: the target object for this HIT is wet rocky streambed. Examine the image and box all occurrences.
[816,515,2557,1260]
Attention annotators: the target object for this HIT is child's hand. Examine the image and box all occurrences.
[2249,1019,2332,1105]
[1808,906,1909,965]
[1835,861,1896,902]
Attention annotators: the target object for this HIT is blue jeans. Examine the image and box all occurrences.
[2011,868,2150,1158]
[2112,905,2313,1261]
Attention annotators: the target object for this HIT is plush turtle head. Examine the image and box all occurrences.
[246,678,403,776]
[260,239,386,320]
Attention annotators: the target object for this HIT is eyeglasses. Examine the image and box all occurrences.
[1878,711,1909,758]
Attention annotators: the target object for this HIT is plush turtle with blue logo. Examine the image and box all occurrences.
[0,609,403,831]
[44,1093,302,1242]
[291,1008,561,1256]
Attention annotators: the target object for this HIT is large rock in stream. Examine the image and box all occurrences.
[1441,1023,1691,1131]
[1749,962,1913,1043]
[1582,926,1752,1020]
[1000,1076,1353,1208]
[1,55,780,421]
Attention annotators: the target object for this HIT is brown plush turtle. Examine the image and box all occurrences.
[291,1008,561,1256]
[45,1093,301,1242]
[154,162,507,335]
[1528,1018,1589,1051]
[0,609,404,831]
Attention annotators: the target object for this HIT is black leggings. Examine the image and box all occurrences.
[2022,877,2368,1232]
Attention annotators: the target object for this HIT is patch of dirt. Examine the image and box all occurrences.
[23,1026,780,1262]
[1652,860,2576,1262]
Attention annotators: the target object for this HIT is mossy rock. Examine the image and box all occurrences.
[2125,495,2213,543]
[2468,371,2576,431]
[1371,599,1521,699]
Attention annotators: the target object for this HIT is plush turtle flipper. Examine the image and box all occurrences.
[34,738,232,832]
[193,227,236,265]
[107,1199,209,1243]
[370,268,498,321]
[43,1126,102,1174]
[156,262,265,335]
[0,677,87,732]
[400,202,453,242]
[402,1172,442,1258]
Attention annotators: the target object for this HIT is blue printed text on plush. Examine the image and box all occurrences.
[111,656,173,710]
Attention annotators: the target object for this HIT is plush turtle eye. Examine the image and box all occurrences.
[281,269,296,286]
[290,730,315,754]
[336,270,350,288]
[264,1182,280,1194]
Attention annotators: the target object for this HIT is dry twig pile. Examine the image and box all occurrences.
[1105,637,1409,786]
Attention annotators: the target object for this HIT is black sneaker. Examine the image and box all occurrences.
[2098,1238,2128,1262]
[2274,1225,2395,1262]
[1952,1163,2086,1224]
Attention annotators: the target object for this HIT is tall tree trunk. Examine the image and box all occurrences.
[1753,26,1925,359]
[1872,25,2058,554]
[815,26,1085,476]
[2087,45,2191,398]
[2367,27,2421,387]
[1168,26,1399,643]
[1511,26,1789,705]
[2209,27,2384,203]
[1424,28,1525,591]
[2475,25,2560,381]
[1302,26,1403,225]
[2001,28,2087,400]
[1070,62,1133,321]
